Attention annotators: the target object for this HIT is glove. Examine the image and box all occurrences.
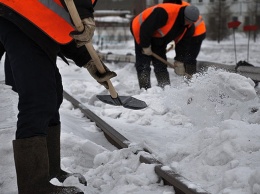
[142,46,152,56]
[84,60,117,89]
[174,60,186,76]
[70,17,96,47]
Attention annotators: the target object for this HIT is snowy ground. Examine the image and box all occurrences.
[0,34,260,194]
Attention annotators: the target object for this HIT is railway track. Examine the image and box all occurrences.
[1,52,259,193]
[62,55,259,193]
[0,78,210,193]
[63,90,210,194]
[97,52,260,83]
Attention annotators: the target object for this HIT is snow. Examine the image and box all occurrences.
[0,33,260,194]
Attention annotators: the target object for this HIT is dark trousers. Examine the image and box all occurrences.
[0,17,62,139]
[134,41,168,74]
[175,33,206,65]
[0,41,4,61]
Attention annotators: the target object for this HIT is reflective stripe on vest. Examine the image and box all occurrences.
[0,0,74,44]
[53,0,63,7]
[194,17,203,27]
[193,15,206,37]
[53,0,95,6]
[132,4,182,44]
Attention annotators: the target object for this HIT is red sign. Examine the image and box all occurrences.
[228,21,241,28]
[243,25,258,32]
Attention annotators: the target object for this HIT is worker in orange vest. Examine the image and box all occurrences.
[0,0,116,193]
[163,0,206,76]
[130,3,199,89]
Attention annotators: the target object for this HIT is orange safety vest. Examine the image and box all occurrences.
[132,4,184,44]
[193,15,206,36]
[181,1,206,37]
[0,0,93,44]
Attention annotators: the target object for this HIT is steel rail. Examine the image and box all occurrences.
[63,90,210,194]
[97,52,260,82]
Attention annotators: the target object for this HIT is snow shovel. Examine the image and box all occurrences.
[64,0,147,110]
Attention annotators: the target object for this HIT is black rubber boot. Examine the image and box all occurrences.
[13,136,84,194]
[185,63,197,75]
[137,72,151,90]
[47,124,87,185]
[155,71,170,88]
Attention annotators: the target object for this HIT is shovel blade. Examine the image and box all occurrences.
[96,95,147,110]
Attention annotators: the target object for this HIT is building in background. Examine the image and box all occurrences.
[95,0,147,15]
[187,0,260,41]
[94,0,259,29]
[93,0,144,47]
[93,0,259,45]
[186,0,259,25]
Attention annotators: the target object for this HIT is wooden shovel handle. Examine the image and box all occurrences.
[151,52,176,69]
[64,0,117,98]
[152,52,191,78]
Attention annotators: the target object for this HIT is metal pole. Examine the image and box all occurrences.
[247,31,250,62]
[233,28,238,64]
[254,1,259,42]
[218,0,221,43]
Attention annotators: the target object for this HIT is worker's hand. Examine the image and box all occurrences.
[174,60,186,76]
[142,46,152,56]
[70,17,96,47]
[84,60,117,89]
